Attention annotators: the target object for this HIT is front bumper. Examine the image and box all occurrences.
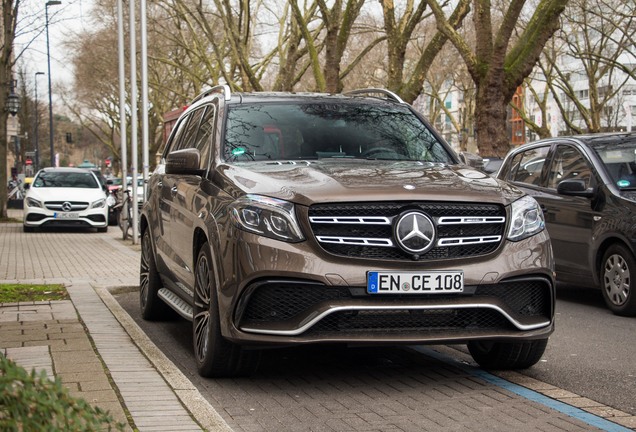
[217,229,555,346]
[24,207,108,229]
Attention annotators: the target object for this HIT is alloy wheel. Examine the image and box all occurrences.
[603,253,630,307]
[193,253,211,363]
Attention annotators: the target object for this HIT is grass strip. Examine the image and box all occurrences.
[0,284,69,303]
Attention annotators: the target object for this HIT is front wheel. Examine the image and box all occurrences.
[193,242,260,378]
[601,244,636,316]
[467,339,548,370]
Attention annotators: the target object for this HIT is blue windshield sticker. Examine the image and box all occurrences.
[232,147,246,156]
[618,180,631,187]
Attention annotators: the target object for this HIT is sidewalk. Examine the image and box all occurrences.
[0,211,230,431]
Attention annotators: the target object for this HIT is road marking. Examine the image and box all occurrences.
[413,346,632,432]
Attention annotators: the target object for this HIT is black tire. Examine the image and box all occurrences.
[193,242,260,378]
[467,338,548,370]
[601,244,636,316]
[140,229,170,320]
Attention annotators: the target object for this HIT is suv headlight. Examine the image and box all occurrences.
[507,195,545,241]
[230,195,305,242]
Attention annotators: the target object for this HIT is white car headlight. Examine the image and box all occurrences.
[106,194,116,207]
[26,197,42,208]
[230,195,304,242]
[91,198,107,209]
[507,195,545,241]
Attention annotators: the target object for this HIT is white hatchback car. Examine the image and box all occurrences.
[23,167,109,232]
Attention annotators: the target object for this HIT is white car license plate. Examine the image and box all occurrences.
[54,212,79,219]
[367,271,464,294]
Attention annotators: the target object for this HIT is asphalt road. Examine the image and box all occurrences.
[114,283,636,427]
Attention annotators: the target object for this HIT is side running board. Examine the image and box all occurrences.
[158,288,194,320]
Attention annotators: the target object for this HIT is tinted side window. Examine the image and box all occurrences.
[192,106,215,170]
[507,146,550,186]
[547,145,592,189]
[172,107,206,152]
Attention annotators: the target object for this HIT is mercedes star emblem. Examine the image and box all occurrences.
[62,202,72,212]
[394,211,435,254]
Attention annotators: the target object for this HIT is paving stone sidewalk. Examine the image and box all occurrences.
[0,213,229,431]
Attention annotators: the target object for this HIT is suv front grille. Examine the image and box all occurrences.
[308,202,506,261]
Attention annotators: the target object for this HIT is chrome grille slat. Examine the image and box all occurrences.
[438,216,505,224]
[437,235,502,246]
[316,236,394,247]
[310,216,391,224]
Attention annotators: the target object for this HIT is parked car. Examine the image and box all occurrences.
[140,86,555,378]
[23,167,109,233]
[481,157,504,176]
[497,132,636,316]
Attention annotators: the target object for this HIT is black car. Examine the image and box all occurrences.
[497,132,636,316]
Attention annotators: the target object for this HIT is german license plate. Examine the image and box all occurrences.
[54,212,79,219]
[367,271,464,294]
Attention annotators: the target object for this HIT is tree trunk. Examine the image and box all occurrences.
[474,75,511,157]
[1,0,18,219]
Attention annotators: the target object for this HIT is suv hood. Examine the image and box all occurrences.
[218,160,523,207]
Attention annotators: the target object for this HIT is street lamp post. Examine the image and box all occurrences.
[45,0,61,168]
[34,72,45,171]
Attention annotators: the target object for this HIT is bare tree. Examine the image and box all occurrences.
[380,0,470,104]
[541,0,636,133]
[427,0,569,157]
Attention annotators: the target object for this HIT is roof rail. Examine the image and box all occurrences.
[344,88,405,104]
[191,84,232,104]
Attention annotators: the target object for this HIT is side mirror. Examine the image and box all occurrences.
[459,151,484,170]
[166,148,203,175]
[557,179,595,198]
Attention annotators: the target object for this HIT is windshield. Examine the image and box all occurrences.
[592,141,636,189]
[33,171,99,188]
[223,102,454,163]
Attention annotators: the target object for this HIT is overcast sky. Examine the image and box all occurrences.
[15,0,93,90]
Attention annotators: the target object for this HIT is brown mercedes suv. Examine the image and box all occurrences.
[140,86,555,377]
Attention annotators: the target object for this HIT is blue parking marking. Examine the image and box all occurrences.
[412,346,631,432]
